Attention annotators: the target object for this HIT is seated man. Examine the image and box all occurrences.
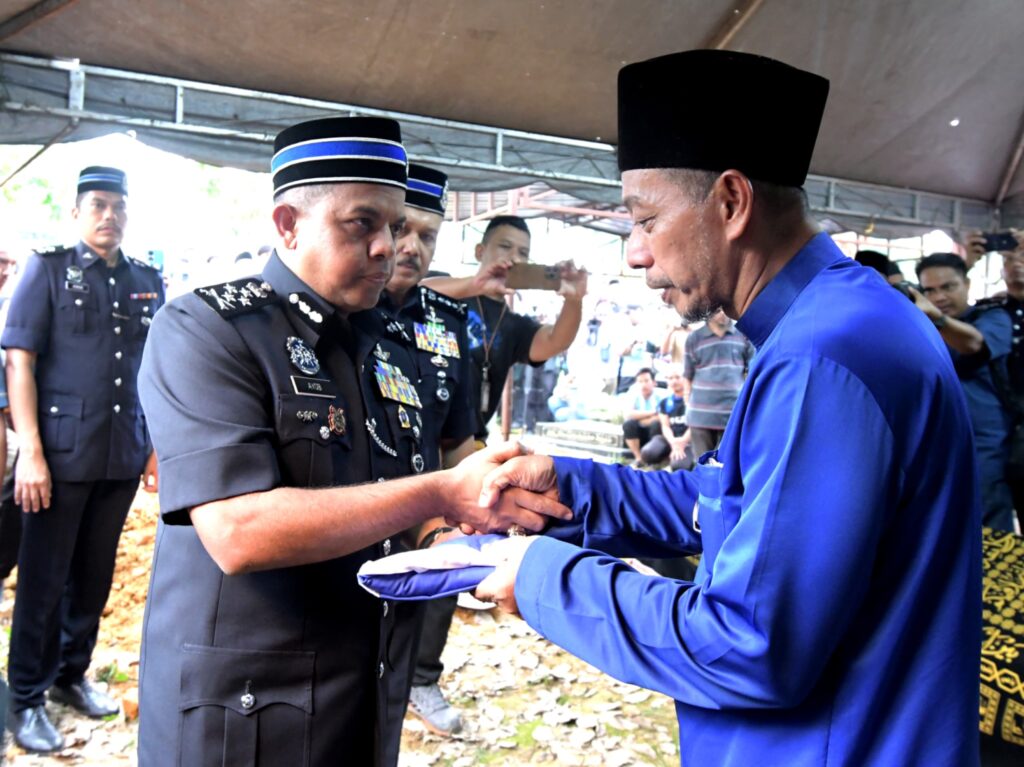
[640,364,693,470]
[620,367,665,466]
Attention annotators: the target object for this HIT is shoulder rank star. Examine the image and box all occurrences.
[286,336,320,376]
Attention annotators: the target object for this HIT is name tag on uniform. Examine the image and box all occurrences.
[290,375,338,399]
[65,281,90,293]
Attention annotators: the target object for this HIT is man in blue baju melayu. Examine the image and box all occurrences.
[471,50,982,767]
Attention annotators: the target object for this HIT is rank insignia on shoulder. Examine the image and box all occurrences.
[195,279,276,317]
[35,244,72,258]
[422,288,467,318]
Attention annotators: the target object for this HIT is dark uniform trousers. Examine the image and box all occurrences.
[138,260,438,767]
[8,479,137,708]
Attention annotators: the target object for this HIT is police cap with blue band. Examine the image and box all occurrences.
[617,50,829,187]
[271,116,408,197]
[405,164,449,216]
[77,166,127,196]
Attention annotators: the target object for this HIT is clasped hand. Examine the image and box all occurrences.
[442,442,567,615]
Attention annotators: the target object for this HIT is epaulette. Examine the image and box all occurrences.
[127,255,158,271]
[194,278,276,318]
[421,287,467,318]
[975,295,1008,310]
[33,244,72,258]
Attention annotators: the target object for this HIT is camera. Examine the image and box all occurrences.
[892,280,919,303]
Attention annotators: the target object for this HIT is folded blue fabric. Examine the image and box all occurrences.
[357,534,507,601]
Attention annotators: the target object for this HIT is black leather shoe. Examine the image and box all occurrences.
[49,679,119,718]
[6,705,64,753]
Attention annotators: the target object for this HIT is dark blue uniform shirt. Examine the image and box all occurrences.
[379,286,476,469]
[138,252,428,767]
[517,233,981,767]
[1,242,163,481]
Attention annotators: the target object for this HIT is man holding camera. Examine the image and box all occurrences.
[913,252,1014,531]
[421,215,586,440]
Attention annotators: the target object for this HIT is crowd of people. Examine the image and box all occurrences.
[0,46,1018,767]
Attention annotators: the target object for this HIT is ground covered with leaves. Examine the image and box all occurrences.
[1,490,679,766]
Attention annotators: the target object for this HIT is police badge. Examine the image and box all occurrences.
[285,336,320,376]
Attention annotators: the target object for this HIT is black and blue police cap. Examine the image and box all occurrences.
[271,116,408,197]
[406,164,449,216]
[617,50,829,187]
[77,166,127,196]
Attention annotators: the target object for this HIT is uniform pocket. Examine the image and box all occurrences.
[178,644,315,767]
[38,392,83,453]
[57,290,98,335]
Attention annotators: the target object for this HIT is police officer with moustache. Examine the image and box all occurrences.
[136,118,570,767]
[378,164,476,735]
[3,167,163,753]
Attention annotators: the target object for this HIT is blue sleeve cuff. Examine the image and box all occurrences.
[545,456,594,543]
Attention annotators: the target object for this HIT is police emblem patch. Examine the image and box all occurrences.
[286,336,321,376]
[328,404,346,435]
[66,265,84,284]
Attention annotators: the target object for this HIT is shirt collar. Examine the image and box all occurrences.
[736,232,845,349]
[75,241,123,271]
[378,285,421,317]
[261,250,336,343]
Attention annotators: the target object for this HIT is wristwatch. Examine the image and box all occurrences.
[932,314,948,329]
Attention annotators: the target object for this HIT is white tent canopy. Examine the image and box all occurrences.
[1,0,1022,235]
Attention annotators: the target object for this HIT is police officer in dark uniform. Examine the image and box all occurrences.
[2,167,163,752]
[378,164,477,735]
[136,118,567,767]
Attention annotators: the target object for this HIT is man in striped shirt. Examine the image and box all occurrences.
[683,309,754,457]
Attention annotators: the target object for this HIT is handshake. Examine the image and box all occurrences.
[439,442,570,536]
[429,442,573,614]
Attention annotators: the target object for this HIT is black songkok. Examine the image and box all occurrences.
[617,50,829,187]
[77,166,127,196]
[272,117,408,197]
[406,164,449,216]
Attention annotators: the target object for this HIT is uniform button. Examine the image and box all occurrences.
[143,306,150,313]
[1017,309,1023,317]
[240,692,256,709]
[74,298,83,307]
[114,378,122,387]
[114,326,122,335]
[113,404,121,413]
[49,405,59,414]
[382,601,389,617]
[378,662,385,679]
[319,425,330,440]
[376,477,386,483]
[289,293,299,304]
[115,351,123,360]
[112,301,119,309]
[1015,324,1020,331]
[382,539,392,556]
[108,277,116,286]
